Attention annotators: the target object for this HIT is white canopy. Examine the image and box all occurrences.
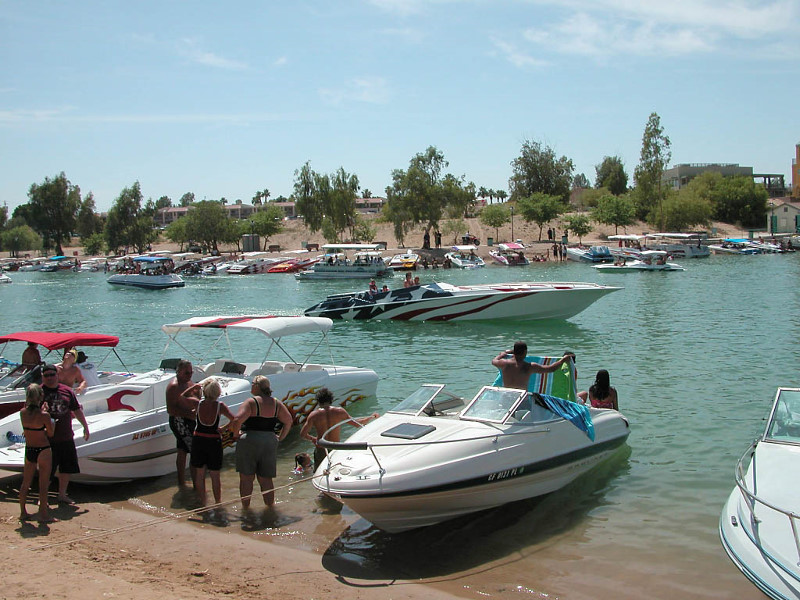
[607,235,645,241]
[321,243,381,251]
[162,315,333,338]
[451,245,477,251]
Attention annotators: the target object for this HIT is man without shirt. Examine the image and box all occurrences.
[492,341,574,392]
[165,359,200,487]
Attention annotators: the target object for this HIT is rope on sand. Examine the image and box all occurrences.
[33,471,326,551]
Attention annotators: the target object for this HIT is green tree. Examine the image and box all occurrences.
[0,225,41,257]
[293,162,324,232]
[82,232,106,256]
[385,147,475,245]
[662,189,712,231]
[76,192,104,239]
[352,215,377,242]
[165,217,189,251]
[709,176,767,227]
[0,205,7,229]
[182,201,232,252]
[509,140,574,204]
[591,194,636,234]
[564,214,592,244]
[517,193,565,240]
[179,192,195,207]
[573,173,591,189]
[441,218,468,245]
[105,182,158,254]
[595,156,628,196]
[250,204,285,250]
[633,112,671,225]
[155,196,172,210]
[26,172,81,255]
[479,204,511,242]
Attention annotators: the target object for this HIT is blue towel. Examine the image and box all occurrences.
[536,393,595,441]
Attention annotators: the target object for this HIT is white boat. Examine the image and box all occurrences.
[593,250,685,272]
[645,233,710,258]
[708,239,764,255]
[565,245,614,263]
[304,280,620,321]
[0,331,136,419]
[107,256,185,289]
[313,379,630,533]
[445,245,485,268]
[0,273,10,284]
[295,244,390,280]
[17,259,45,271]
[226,251,276,274]
[40,255,76,272]
[720,387,800,600]
[0,315,378,483]
[387,252,420,271]
[489,242,530,266]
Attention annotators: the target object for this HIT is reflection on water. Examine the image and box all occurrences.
[322,445,632,580]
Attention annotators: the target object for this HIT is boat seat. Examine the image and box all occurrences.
[283,363,302,372]
[159,358,181,371]
[303,364,323,371]
[221,361,246,375]
[251,362,282,376]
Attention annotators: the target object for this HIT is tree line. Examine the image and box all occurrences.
[0,112,770,257]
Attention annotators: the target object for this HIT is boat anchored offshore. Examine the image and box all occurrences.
[489,242,530,266]
[295,244,390,279]
[565,245,614,263]
[107,256,184,289]
[720,387,800,600]
[594,250,685,272]
[313,358,630,533]
[0,315,378,483]
[445,245,485,268]
[304,281,620,322]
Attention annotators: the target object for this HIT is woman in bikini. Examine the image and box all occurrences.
[230,375,293,508]
[578,369,619,410]
[19,383,55,522]
[183,378,235,509]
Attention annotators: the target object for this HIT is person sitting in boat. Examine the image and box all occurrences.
[368,279,378,295]
[381,285,390,292]
[21,342,41,372]
[578,369,619,410]
[57,348,87,395]
[492,342,574,392]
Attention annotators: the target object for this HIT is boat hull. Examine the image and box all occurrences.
[107,274,185,289]
[305,282,620,321]
[314,408,630,532]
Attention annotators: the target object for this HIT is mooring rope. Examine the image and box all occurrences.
[33,470,328,551]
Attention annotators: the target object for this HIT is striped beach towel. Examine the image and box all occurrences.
[492,355,578,401]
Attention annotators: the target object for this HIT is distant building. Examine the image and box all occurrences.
[156,201,296,226]
[355,197,386,214]
[766,197,800,234]
[792,144,800,199]
[663,163,787,198]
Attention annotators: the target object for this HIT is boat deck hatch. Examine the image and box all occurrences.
[381,423,436,440]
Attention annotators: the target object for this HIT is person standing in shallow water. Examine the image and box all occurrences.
[165,359,200,488]
[492,341,574,391]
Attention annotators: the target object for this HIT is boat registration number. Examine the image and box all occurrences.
[487,467,524,482]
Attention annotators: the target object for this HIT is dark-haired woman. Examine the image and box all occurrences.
[19,384,55,522]
[231,375,293,508]
[578,369,619,410]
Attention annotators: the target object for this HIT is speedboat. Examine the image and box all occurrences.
[565,245,614,263]
[313,359,630,533]
[489,242,530,266]
[267,255,319,273]
[0,331,136,419]
[0,273,10,284]
[708,239,763,255]
[645,233,710,258]
[107,256,185,289]
[720,387,800,600]
[593,250,685,272]
[0,315,378,483]
[226,251,276,274]
[304,281,620,322]
[295,244,390,279]
[387,252,420,271]
[40,256,76,272]
[445,245,485,268]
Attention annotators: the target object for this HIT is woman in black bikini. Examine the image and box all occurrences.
[19,383,55,522]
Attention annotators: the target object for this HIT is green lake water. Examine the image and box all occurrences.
[1,254,794,599]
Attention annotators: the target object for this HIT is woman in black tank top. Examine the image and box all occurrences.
[230,376,294,508]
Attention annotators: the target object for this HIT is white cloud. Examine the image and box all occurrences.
[0,108,291,125]
[319,77,391,105]
[273,56,289,67]
[176,38,248,71]
[491,37,548,68]
[516,0,798,61]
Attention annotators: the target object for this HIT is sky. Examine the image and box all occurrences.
[1,0,798,213]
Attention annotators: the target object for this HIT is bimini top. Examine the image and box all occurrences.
[321,243,381,251]
[132,256,173,263]
[0,332,119,349]
[161,315,333,338]
[450,245,477,252]
[498,242,525,251]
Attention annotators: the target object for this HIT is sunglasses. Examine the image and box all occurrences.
[43,371,57,377]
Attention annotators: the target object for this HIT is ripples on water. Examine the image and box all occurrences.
[2,256,795,598]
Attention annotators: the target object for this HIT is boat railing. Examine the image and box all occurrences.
[734,439,800,573]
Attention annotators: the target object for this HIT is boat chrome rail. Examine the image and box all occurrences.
[733,438,800,574]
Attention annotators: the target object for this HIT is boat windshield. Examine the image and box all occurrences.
[389,384,447,416]
[765,388,800,443]
[460,386,528,423]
